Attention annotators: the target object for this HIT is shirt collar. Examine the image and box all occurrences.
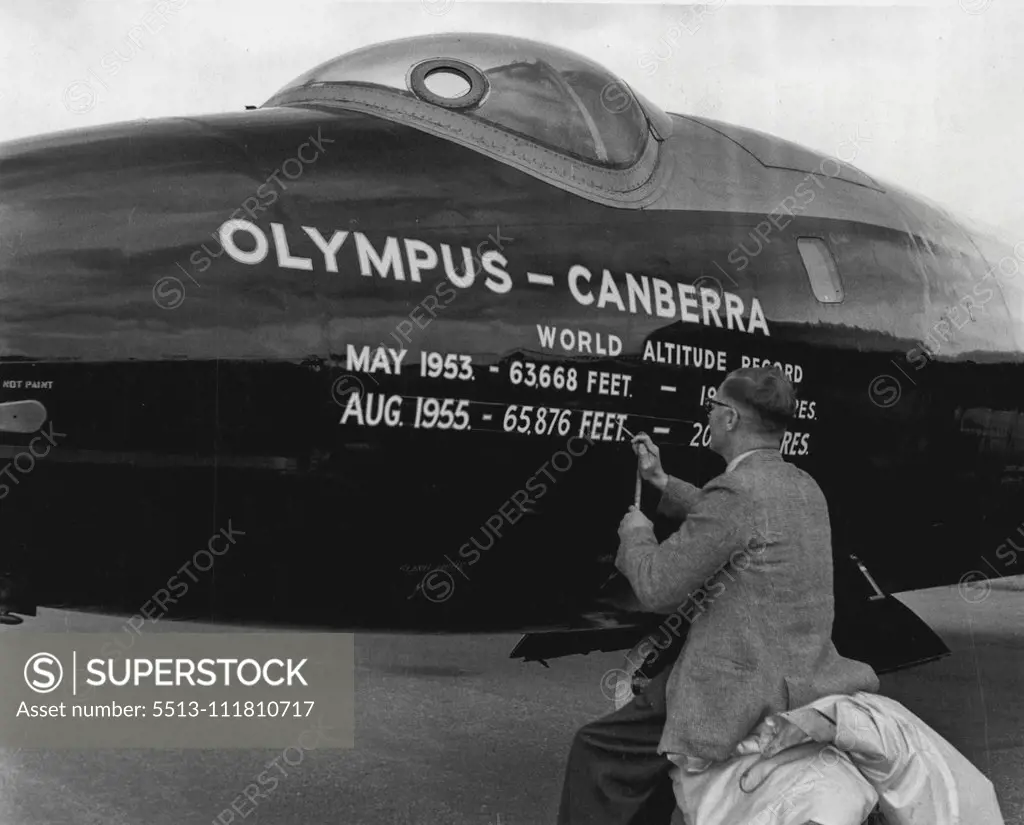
[726,447,779,473]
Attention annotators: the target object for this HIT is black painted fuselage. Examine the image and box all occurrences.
[2,34,1022,672]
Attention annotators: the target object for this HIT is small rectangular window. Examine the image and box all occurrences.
[797,237,844,303]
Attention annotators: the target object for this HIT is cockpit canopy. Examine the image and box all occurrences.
[266,33,668,171]
[263,34,672,205]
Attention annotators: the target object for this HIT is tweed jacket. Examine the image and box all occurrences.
[616,449,879,761]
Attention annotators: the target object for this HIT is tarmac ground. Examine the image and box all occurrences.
[0,577,1020,825]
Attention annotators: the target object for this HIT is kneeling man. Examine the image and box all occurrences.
[557,366,879,824]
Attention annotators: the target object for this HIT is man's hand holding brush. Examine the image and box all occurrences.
[630,431,669,492]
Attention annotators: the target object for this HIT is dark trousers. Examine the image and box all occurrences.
[557,665,677,825]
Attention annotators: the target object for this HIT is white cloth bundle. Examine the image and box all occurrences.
[669,691,1004,825]
[669,741,877,825]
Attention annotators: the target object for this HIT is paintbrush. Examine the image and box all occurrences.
[620,423,642,508]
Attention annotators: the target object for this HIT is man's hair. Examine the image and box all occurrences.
[719,366,797,435]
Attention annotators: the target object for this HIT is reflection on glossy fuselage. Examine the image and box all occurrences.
[0,34,1022,673]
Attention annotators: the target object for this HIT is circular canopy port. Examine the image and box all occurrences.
[409,58,489,109]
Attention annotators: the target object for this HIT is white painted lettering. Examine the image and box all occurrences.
[271,223,313,270]
[677,283,700,323]
[569,265,594,306]
[403,239,437,283]
[700,287,723,328]
[598,270,626,312]
[724,293,745,331]
[355,233,406,280]
[220,219,268,265]
[440,243,474,288]
[481,250,512,294]
[302,227,348,273]
[339,392,403,427]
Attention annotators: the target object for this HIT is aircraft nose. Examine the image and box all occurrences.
[0,117,259,358]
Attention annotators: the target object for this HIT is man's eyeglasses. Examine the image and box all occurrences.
[703,397,736,416]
